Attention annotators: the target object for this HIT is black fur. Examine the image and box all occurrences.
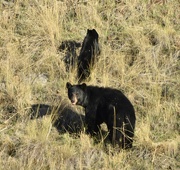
[77,29,100,83]
[66,82,136,149]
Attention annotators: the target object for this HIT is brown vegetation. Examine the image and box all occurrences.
[0,0,179,169]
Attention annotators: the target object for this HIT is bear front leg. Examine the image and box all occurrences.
[85,108,99,135]
[122,115,135,149]
[85,115,99,135]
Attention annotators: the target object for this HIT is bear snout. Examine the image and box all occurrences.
[70,95,78,105]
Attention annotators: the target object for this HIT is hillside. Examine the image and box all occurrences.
[0,0,179,169]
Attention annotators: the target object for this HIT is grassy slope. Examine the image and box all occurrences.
[0,0,179,169]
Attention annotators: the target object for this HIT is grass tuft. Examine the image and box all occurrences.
[0,0,179,169]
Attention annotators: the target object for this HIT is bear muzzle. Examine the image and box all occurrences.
[70,96,78,105]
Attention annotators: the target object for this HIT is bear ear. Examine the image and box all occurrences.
[81,83,86,90]
[87,29,91,34]
[66,82,72,89]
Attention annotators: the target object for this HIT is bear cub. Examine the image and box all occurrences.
[77,29,100,83]
[66,82,136,149]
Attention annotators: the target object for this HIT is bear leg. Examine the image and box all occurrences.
[122,116,135,149]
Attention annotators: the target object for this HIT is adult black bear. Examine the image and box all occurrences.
[66,82,136,149]
[77,29,100,83]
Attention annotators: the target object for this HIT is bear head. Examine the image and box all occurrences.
[66,82,87,106]
[87,29,99,41]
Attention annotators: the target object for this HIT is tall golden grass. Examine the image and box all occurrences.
[0,0,179,169]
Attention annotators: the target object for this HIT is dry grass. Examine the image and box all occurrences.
[0,0,179,169]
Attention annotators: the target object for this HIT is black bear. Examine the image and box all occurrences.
[59,40,81,71]
[77,29,100,83]
[66,82,136,149]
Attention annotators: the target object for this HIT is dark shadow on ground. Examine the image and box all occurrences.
[29,103,111,147]
[30,103,85,134]
[58,40,81,71]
